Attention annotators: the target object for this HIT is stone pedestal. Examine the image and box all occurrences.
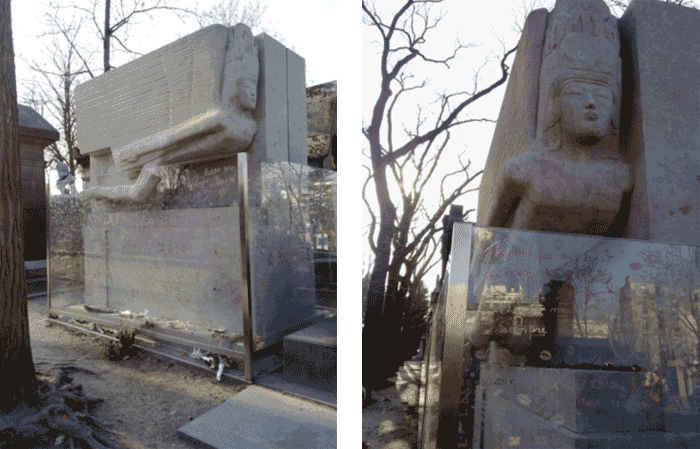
[283,318,336,392]
[81,159,317,345]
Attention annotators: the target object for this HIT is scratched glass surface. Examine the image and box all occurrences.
[251,161,336,339]
[468,227,697,364]
[48,159,337,348]
[462,225,700,420]
[419,271,450,449]
[418,224,700,448]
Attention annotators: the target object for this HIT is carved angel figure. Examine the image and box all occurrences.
[486,8,633,236]
[81,24,259,202]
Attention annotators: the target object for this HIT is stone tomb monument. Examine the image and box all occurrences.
[73,24,316,347]
[453,0,700,447]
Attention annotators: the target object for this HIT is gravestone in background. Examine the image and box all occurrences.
[74,23,315,345]
[18,105,59,291]
[306,81,337,170]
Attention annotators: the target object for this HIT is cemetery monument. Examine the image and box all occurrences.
[47,22,334,388]
[420,0,700,448]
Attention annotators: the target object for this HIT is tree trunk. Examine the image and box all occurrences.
[0,0,37,411]
[363,166,397,388]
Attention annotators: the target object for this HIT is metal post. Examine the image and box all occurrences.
[237,153,254,382]
[437,222,473,448]
[46,181,51,312]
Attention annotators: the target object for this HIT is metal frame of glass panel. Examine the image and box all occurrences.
[237,152,254,381]
[420,222,473,449]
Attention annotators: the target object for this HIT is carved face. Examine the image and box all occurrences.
[223,56,258,113]
[236,68,258,111]
[559,81,613,140]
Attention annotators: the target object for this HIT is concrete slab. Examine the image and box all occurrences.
[256,372,336,408]
[177,385,336,449]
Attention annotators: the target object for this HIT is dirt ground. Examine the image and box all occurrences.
[27,296,247,449]
[362,380,418,449]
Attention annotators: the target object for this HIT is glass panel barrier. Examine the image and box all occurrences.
[251,160,337,344]
[47,155,336,381]
[424,222,700,448]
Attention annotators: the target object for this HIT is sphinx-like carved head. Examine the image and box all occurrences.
[537,34,621,155]
[222,24,259,114]
[558,79,614,141]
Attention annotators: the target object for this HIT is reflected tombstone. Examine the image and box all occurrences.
[69,24,318,351]
[420,0,700,447]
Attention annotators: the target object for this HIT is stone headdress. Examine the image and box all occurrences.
[226,24,258,68]
[536,0,622,154]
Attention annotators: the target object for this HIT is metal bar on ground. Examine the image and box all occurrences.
[48,307,246,360]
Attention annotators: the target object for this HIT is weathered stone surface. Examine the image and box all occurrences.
[480,0,631,237]
[620,0,700,246]
[177,385,336,449]
[76,25,256,160]
[306,81,337,164]
[79,159,318,345]
[476,9,548,226]
[76,25,307,203]
[248,34,307,167]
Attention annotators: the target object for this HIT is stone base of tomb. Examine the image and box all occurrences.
[79,157,317,347]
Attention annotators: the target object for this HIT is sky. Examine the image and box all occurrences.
[10,0,338,192]
[362,0,547,284]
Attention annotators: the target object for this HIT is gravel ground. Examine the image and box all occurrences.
[362,381,418,449]
[28,296,247,449]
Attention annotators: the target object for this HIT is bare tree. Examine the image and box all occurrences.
[194,0,279,38]
[23,25,88,177]
[43,0,199,73]
[0,0,38,411]
[362,0,517,387]
[21,0,202,177]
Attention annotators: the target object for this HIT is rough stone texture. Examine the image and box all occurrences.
[76,25,255,159]
[177,385,336,449]
[306,81,336,167]
[77,159,317,345]
[249,33,306,167]
[479,0,632,237]
[76,25,306,202]
[72,25,318,345]
[476,9,548,227]
[620,0,700,246]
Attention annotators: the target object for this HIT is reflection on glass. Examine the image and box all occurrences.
[468,226,700,374]
[425,224,700,448]
[419,273,449,449]
[48,157,336,360]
